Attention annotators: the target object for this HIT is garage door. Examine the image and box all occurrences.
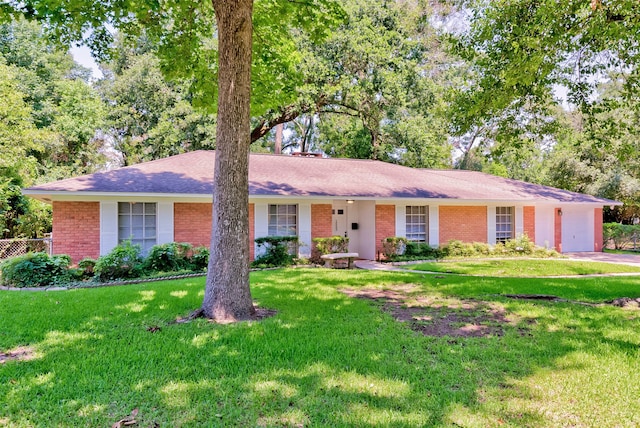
[561,207,594,252]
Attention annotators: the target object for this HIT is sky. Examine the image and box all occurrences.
[70,44,103,79]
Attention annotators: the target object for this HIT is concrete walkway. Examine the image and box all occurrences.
[354,259,405,271]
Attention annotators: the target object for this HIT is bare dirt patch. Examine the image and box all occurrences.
[0,346,38,364]
[341,285,521,338]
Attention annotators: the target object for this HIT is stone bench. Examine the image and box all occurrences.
[320,252,359,269]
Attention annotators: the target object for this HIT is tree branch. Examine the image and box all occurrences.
[249,96,329,143]
[250,105,304,143]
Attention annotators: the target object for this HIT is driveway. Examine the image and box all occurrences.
[566,252,640,267]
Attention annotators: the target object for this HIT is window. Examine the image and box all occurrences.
[406,206,428,242]
[496,206,514,243]
[118,202,157,254]
[268,204,297,236]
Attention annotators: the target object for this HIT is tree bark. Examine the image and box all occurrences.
[274,123,283,154]
[202,0,256,321]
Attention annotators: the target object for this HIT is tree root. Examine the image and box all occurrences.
[501,294,640,309]
[174,308,206,324]
[173,306,277,324]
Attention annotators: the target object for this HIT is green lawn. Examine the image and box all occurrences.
[1,268,639,427]
[403,258,640,277]
[604,248,640,255]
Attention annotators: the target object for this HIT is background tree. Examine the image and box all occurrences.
[449,0,640,220]
[542,83,640,222]
[97,37,217,165]
[0,20,106,180]
[251,0,454,168]
[0,20,106,237]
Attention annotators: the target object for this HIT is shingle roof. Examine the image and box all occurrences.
[24,150,618,204]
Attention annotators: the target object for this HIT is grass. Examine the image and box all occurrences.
[604,248,640,255]
[0,266,639,427]
[402,258,640,277]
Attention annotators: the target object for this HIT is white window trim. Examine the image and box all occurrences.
[405,205,428,242]
[117,202,158,254]
[495,206,515,243]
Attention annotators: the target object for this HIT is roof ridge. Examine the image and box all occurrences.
[249,152,380,164]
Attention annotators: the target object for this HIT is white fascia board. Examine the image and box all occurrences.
[374,199,540,205]
[22,191,213,203]
[532,201,621,208]
[376,199,621,207]
[25,190,622,207]
[249,196,373,205]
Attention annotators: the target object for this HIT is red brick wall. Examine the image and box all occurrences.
[554,208,562,252]
[52,201,100,263]
[174,202,256,260]
[174,203,212,248]
[523,206,535,240]
[310,204,333,261]
[311,204,333,239]
[439,206,488,245]
[375,205,396,255]
[594,207,603,252]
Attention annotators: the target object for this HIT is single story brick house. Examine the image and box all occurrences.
[24,151,620,263]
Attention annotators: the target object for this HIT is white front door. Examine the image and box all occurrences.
[332,203,348,238]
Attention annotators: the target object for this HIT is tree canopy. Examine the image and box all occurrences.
[251,0,455,168]
[0,19,106,237]
[97,38,217,165]
[452,0,640,117]
[448,0,640,218]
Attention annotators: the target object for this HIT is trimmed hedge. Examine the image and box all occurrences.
[252,236,299,268]
[382,234,557,261]
[311,236,349,264]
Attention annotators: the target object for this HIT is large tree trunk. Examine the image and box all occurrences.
[202,0,256,321]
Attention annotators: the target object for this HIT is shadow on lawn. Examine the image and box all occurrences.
[0,269,637,426]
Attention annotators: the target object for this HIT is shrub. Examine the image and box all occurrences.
[252,236,299,268]
[191,246,210,271]
[385,234,557,262]
[381,237,408,259]
[444,240,476,257]
[503,234,535,254]
[472,242,492,255]
[603,223,640,250]
[94,241,144,281]
[403,242,443,260]
[0,252,72,287]
[311,236,349,264]
[532,246,559,258]
[77,258,97,279]
[144,242,193,273]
